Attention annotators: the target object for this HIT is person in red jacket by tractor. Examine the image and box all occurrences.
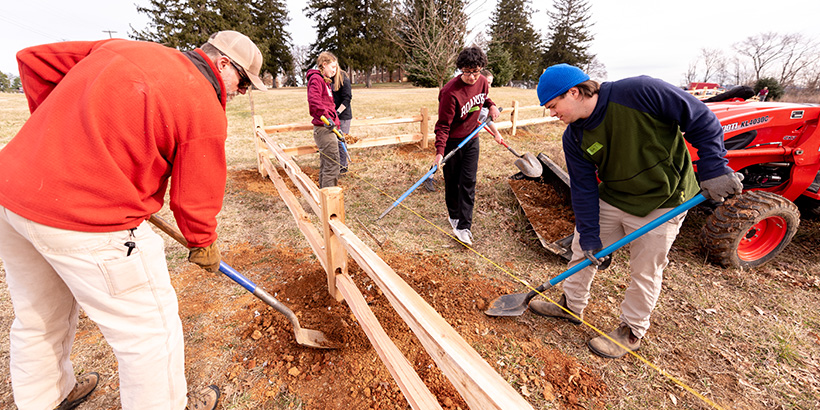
[0,31,266,410]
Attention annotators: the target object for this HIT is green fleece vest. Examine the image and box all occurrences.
[580,103,700,216]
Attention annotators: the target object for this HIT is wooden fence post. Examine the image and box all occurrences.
[420,107,429,149]
[321,187,346,301]
[511,100,520,136]
[253,115,268,177]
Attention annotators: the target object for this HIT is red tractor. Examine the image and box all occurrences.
[518,100,820,269]
[694,100,820,267]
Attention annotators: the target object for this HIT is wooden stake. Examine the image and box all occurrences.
[420,106,429,149]
[511,100,520,136]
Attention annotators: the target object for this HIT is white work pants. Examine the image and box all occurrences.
[563,200,687,338]
[0,206,187,409]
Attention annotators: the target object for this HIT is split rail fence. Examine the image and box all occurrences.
[260,101,555,158]
[252,107,548,409]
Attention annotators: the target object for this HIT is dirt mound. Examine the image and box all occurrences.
[195,238,607,409]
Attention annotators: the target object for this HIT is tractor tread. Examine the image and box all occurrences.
[701,191,799,268]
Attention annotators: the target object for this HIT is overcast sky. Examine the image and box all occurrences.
[1,0,819,87]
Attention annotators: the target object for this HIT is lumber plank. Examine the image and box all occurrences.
[260,131,321,215]
[264,122,314,133]
[328,219,534,410]
[282,133,423,157]
[335,274,443,410]
[261,155,327,271]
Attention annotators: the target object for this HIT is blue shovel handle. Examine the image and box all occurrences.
[377,114,496,220]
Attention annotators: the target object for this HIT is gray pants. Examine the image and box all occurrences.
[337,119,351,168]
[314,126,340,188]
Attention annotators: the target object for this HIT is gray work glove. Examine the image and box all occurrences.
[700,172,744,202]
[478,107,489,123]
[582,249,612,270]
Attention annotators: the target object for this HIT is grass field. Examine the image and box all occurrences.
[1,85,818,409]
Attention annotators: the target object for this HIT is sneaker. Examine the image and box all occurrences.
[529,294,582,324]
[423,177,436,192]
[448,218,459,229]
[339,167,348,174]
[588,323,641,359]
[453,227,473,245]
[186,385,220,410]
[55,372,99,410]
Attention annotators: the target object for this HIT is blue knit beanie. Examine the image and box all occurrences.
[537,64,590,106]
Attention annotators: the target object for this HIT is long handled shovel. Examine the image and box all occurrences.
[320,115,351,164]
[148,215,335,349]
[377,110,501,220]
[485,193,707,317]
[498,139,542,178]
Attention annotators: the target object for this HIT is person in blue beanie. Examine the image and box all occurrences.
[530,64,742,358]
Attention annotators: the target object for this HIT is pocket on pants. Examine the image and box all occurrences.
[100,249,150,297]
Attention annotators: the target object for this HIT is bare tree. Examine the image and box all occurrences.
[776,33,818,87]
[289,44,312,87]
[391,0,473,88]
[698,48,726,83]
[733,32,793,83]
[684,61,698,86]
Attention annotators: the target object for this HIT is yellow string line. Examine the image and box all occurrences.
[309,143,726,410]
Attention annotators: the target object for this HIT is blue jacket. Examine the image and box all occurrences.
[563,76,732,250]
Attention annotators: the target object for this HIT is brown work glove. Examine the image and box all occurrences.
[188,242,221,272]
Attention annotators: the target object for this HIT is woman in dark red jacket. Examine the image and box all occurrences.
[306,51,341,188]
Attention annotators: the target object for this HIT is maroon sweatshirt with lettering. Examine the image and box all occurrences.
[434,75,495,156]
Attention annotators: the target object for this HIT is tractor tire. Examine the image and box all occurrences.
[701,191,800,268]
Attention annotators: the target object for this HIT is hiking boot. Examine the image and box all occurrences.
[588,323,641,359]
[55,372,99,410]
[453,227,473,245]
[529,294,582,324]
[448,218,459,229]
[186,385,220,410]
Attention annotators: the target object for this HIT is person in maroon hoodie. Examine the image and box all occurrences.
[306,51,341,188]
[434,46,501,245]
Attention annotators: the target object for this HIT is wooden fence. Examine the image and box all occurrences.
[259,101,556,157]
[253,114,536,409]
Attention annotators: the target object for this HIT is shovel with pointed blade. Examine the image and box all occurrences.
[148,215,335,349]
[485,193,707,317]
[498,140,542,178]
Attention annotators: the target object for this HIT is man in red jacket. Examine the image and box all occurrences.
[434,46,501,245]
[0,31,266,410]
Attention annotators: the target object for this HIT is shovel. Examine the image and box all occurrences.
[485,193,707,317]
[320,115,351,164]
[498,139,542,178]
[148,215,335,349]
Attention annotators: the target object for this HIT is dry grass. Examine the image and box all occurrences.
[1,84,819,409]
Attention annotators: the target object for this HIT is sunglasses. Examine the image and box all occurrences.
[229,60,252,90]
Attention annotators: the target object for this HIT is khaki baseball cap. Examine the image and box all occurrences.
[207,30,267,91]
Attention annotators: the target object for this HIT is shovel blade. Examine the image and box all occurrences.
[294,328,337,349]
[484,292,532,317]
[515,153,543,178]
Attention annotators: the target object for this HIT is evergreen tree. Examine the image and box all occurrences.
[487,0,541,81]
[542,0,595,69]
[130,0,293,81]
[755,77,784,101]
[486,42,514,86]
[305,0,395,87]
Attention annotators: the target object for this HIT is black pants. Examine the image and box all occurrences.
[443,136,479,230]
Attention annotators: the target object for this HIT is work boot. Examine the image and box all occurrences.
[453,227,473,245]
[588,323,641,359]
[529,294,582,324]
[54,372,99,410]
[448,218,459,229]
[186,385,220,410]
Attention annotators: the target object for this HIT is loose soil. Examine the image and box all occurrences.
[508,179,575,243]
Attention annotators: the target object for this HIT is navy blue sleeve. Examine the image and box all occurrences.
[563,126,603,250]
[611,77,732,180]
